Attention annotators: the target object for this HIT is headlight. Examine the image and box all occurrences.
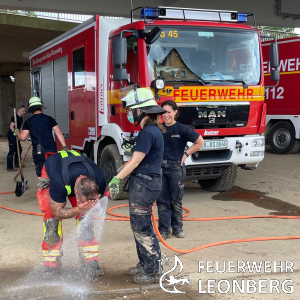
[155,79,165,90]
[250,151,264,157]
[252,138,264,147]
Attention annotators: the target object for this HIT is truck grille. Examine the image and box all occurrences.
[192,149,232,162]
[186,163,231,179]
[177,104,250,129]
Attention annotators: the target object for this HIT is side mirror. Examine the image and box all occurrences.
[145,27,162,44]
[112,36,128,81]
[271,69,280,82]
[270,42,279,69]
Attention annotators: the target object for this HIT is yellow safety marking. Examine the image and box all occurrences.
[43,258,57,262]
[108,86,263,104]
[83,254,99,259]
[58,150,68,158]
[43,222,46,240]
[70,150,81,156]
[82,245,99,249]
[58,220,62,238]
[65,185,71,195]
[43,253,61,257]
[265,70,300,76]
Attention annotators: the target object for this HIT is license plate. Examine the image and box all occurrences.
[199,140,228,151]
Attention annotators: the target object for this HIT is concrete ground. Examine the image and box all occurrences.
[0,137,300,300]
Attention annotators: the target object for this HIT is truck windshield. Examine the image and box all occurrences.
[146,27,261,85]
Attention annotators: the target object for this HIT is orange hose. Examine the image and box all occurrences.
[1,199,300,253]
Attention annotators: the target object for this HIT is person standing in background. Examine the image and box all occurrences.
[7,105,26,171]
[15,97,68,177]
[157,100,204,240]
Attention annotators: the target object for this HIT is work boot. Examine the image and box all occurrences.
[83,260,104,278]
[159,232,171,241]
[43,265,61,279]
[133,272,160,284]
[127,264,142,276]
[7,168,17,172]
[172,229,185,238]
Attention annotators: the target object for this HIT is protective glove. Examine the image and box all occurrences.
[108,176,121,199]
[13,129,19,136]
[62,146,69,151]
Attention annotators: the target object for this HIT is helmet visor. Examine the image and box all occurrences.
[120,84,154,108]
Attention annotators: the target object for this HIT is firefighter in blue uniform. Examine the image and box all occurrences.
[157,100,204,239]
[108,88,166,284]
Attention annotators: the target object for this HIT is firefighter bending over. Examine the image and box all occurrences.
[37,150,106,277]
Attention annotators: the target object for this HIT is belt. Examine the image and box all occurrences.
[132,173,159,181]
[162,160,181,165]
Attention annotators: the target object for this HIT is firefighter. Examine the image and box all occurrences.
[37,150,106,276]
[108,88,166,284]
[7,105,26,171]
[15,97,67,177]
[157,100,204,239]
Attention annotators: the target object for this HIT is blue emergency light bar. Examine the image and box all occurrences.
[141,7,248,23]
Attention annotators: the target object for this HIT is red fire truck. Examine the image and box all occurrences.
[263,36,300,154]
[29,7,278,198]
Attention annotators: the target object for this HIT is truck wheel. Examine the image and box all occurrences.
[269,122,300,154]
[197,165,238,192]
[100,144,129,200]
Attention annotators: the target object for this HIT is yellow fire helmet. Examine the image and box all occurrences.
[122,88,166,115]
[28,97,43,113]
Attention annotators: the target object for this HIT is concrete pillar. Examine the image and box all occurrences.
[0,80,16,136]
[14,71,31,121]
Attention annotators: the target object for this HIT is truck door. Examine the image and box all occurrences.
[69,40,87,144]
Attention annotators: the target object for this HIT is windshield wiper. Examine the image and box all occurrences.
[211,79,249,89]
[164,79,210,86]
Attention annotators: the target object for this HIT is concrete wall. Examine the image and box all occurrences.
[0,80,16,136]
[14,71,31,107]
[14,71,32,122]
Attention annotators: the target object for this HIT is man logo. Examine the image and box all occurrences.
[198,111,226,118]
[160,254,191,293]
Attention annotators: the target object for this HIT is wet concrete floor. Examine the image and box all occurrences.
[212,187,300,216]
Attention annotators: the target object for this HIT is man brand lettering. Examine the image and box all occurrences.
[198,111,226,118]
[204,130,219,135]
[100,83,104,114]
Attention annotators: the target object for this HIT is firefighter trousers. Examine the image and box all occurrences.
[156,163,186,234]
[37,165,99,268]
[129,174,161,275]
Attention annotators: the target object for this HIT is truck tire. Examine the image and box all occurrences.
[269,121,300,154]
[197,165,238,192]
[99,144,129,200]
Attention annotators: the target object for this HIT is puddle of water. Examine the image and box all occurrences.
[212,187,300,216]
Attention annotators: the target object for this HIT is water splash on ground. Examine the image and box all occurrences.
[3,197,108,299]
